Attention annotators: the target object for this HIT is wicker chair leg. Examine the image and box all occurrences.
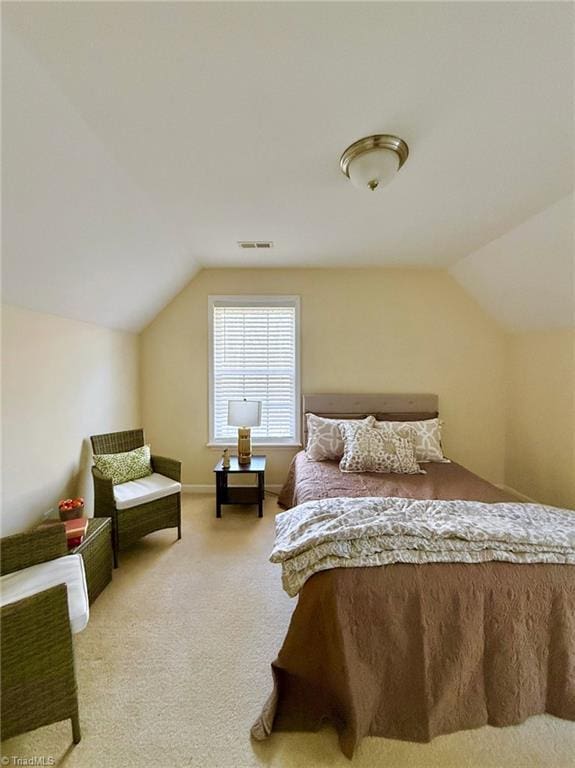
[177,495,182,540]
[71,709,81,744]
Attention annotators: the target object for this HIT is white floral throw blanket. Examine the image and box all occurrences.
[270,496,575,597]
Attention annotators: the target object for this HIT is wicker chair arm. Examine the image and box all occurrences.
[0,583,76,742]
[91,466,116,517]
[151,455,182,482]
[0,526,68,577]
[0,583,70,634]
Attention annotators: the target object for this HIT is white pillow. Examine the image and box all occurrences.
[374,417,448,463]
[339,420,423,474]
[305,413,374,461]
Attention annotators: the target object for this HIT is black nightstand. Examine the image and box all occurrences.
[213,455,266,518]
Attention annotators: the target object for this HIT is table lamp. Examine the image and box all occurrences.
[227,399,262,465]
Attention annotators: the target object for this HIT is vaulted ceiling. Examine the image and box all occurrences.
[2,2,573,331]
[451,194,574,332]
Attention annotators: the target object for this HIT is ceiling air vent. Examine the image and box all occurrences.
[237,241,274,249]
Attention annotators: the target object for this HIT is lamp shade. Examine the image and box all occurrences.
[227,399,261,427]
[347,148,399,191]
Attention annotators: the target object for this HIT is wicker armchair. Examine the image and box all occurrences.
[90,429,181,568]
[0,526,81,744]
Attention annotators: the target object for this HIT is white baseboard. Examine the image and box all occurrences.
[495,484,536,503]
[181,484,283,495]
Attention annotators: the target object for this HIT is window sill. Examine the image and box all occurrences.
[206,442,302,450]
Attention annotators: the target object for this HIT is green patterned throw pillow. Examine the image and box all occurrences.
[93,444,152,485]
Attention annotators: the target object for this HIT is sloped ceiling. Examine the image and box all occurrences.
[450,195,574,332]
[2,2,574,331]
[2,24,201,331]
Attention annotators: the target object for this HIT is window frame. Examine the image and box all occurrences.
[207,294,301,448]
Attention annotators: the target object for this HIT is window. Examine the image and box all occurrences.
[208,295,300,445]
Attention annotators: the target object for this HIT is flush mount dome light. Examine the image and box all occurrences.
[340,134,409,192]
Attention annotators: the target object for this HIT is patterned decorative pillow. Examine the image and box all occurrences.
[375,417,448,463]
[339,421,423,474]
[93,445,153,485]
[305,414,373,461]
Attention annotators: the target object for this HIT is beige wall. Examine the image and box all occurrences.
[4,275,570,534]
[141,268,507,487]
[1,305,140,534]
[504,329,575,509]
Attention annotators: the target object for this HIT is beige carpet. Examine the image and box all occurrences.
[3,494,574,768]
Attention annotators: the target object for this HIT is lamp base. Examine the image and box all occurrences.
[237,427,252,465]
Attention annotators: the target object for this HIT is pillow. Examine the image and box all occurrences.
[93,444,153,485]
[305,413,373,461]
[338,421,423,474]
[374,417,448,463]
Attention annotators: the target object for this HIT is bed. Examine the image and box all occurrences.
[278,452,513,509]
[253,394,575,757]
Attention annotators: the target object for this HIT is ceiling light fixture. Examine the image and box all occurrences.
[340,134,409,192]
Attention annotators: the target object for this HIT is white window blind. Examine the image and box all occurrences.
[209,297,300,444]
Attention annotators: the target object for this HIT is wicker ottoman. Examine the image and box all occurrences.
[71,518,113,604]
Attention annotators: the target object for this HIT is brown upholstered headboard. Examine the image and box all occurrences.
[302,393,439,445]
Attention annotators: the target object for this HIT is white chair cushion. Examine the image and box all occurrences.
[0,553,89,634]
[113,472,182,511]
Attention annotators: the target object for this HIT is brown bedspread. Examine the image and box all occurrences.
[278,451,514,508]
[254,562,575,757]
[254,454,575,756]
